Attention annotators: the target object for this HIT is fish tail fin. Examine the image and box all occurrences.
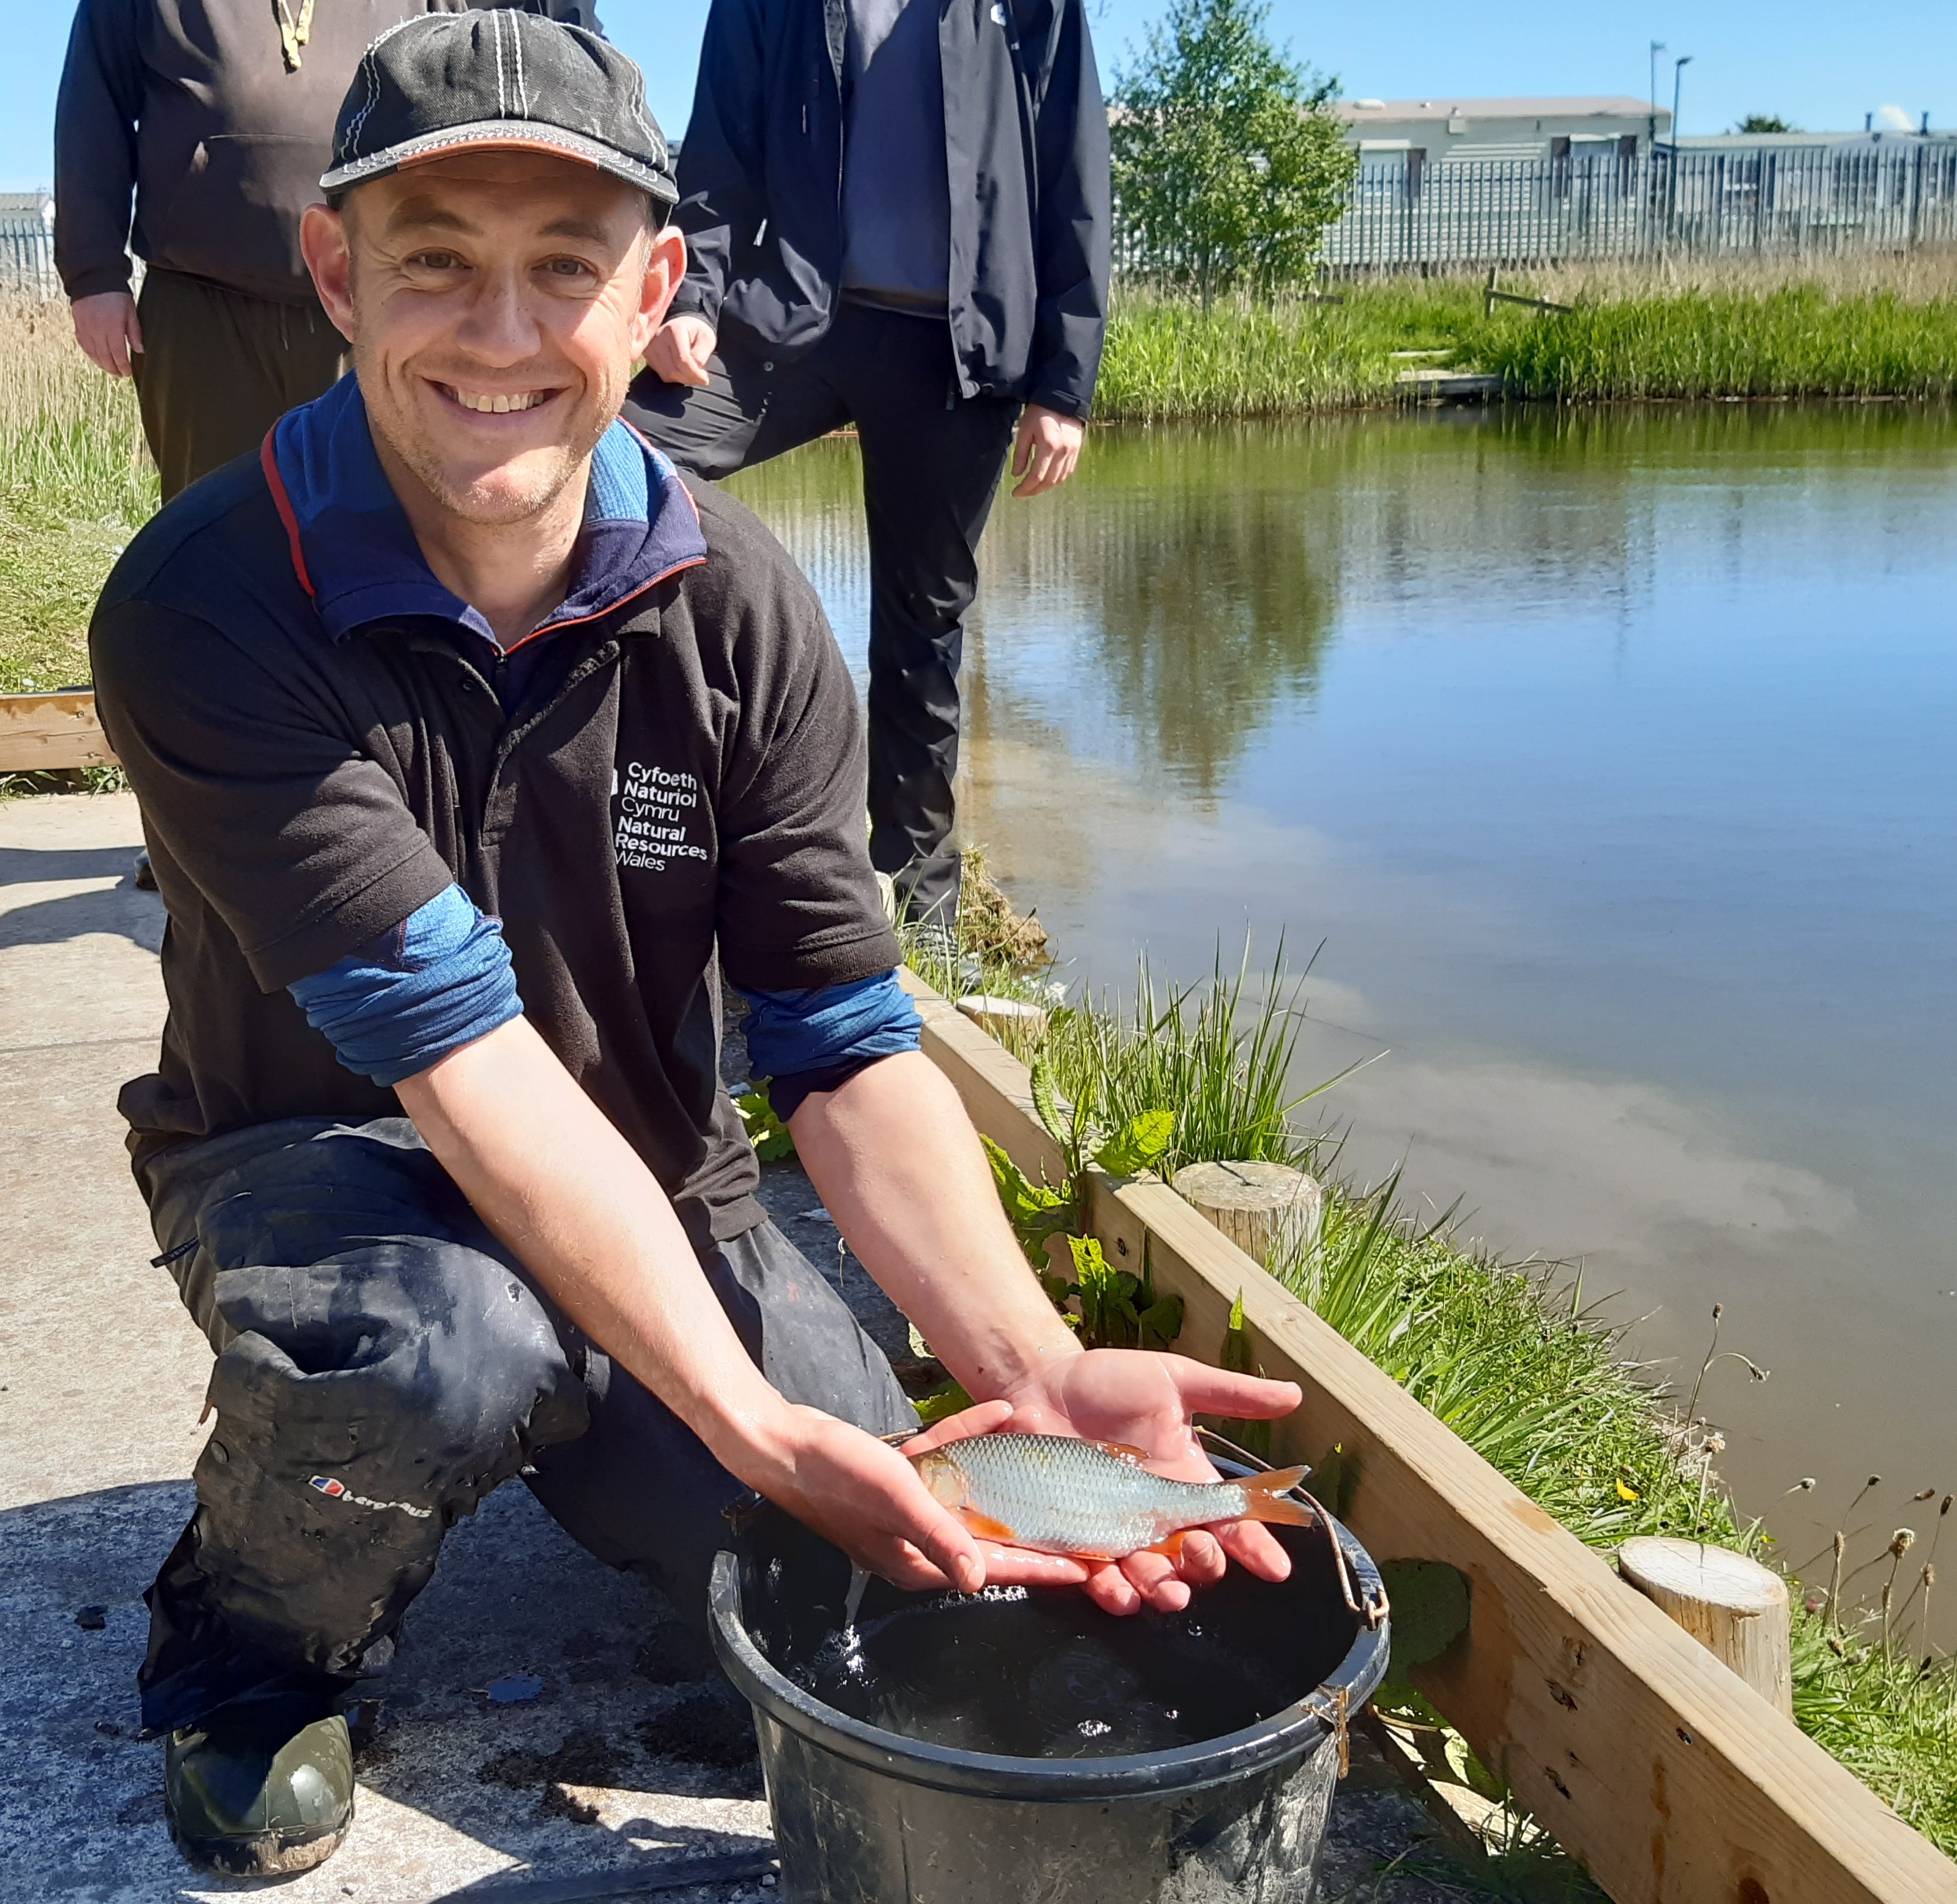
[1238,1465,1313,1527]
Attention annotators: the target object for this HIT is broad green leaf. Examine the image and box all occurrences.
[913,1379,976,1426]
[1030,1055,1071,1151]
[1094,1108,1176,1177]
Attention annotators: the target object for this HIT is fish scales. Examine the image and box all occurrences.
[924,1433,1258,1558]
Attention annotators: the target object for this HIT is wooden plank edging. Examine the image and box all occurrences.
[898,968,1957,1904]
[0,690,117,772]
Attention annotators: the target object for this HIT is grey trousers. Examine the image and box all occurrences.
[135,1116,912,1734]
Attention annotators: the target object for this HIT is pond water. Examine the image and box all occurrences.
[729,406,1957,1613]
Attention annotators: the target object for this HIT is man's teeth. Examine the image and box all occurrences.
[448,387,549,414]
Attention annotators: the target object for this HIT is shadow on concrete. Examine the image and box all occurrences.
[0,843,163,955]
[2,1478,773,1902]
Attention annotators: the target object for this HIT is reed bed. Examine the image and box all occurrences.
[1097,253,1957,420]
[0,295,157,694]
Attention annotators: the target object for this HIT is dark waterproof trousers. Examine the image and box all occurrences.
[626,302,1020,928]
[131,269,347,502]
[136,1116,913,1736]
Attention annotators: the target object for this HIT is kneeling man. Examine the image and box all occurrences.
[90,12,1297,1877]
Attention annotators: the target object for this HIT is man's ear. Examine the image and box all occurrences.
[629,225,689,359]
[300,202,357,344]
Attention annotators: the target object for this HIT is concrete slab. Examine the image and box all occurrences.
[0,791,1455,1904]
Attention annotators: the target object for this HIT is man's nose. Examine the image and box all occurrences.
[454,268,543,364]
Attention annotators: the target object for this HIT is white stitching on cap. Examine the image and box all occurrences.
[493,9,508,119]
[512,12,528,118]
[344,17,419,156]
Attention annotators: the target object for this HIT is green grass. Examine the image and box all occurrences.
[1096,256,1957,420]
[929,907,1957,1857]
[0,295,158,695]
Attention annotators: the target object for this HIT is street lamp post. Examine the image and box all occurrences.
[1671,53,1694,143]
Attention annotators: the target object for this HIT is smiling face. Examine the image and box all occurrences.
[300,151,682,529]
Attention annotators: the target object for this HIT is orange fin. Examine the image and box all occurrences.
[958,1507,1019,1542]
[1238,1466,1313,1527]
[1087,1438,1149,1464]
[1147,1531,1189,1562]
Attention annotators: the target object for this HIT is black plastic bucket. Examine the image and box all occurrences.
[708,1467,1390,1903]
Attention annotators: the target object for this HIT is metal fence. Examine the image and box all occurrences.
[1323,142,1957,271]
[0,197,58,296]
[1117,141,1957,276]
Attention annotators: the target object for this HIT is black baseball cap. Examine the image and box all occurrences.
[320,12,678,211]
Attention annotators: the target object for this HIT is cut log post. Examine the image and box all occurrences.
[1170,1160,1323,1266]
[1618,1537,1794,1716]
[0,691,118,773]
[955,994,1049,1039]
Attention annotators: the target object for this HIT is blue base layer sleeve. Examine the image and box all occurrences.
[737,971,921,1113]
[288,883,522,1088]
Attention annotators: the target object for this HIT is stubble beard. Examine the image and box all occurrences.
[354,335,621,532]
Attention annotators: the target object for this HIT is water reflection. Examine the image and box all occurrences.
[728,404,1957,1626]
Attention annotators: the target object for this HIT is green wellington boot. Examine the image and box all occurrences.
[164,1689,354,1876]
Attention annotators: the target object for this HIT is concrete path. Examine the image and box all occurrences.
[0,791,1452,1904]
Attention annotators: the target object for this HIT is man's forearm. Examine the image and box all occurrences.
[396,1015,792,1478]
[787,1051,1082,1399]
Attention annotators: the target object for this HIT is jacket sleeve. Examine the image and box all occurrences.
[54,0,146,301]
[1023,0,1110,418]
[667,0,769,330]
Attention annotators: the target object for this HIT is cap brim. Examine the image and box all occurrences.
[321,120,677,206]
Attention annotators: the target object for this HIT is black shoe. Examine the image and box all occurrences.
[132,849,157,891]
[164,1687,354,1876]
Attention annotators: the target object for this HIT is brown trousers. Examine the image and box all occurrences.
[132,268,347,502]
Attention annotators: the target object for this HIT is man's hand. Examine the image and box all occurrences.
[1010,403,1084,498]
[72,292,143,377]
[645,314,716,388]
[907,1353,1303,1615]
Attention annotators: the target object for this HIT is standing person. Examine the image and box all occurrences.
[55,0,601,501]
[88,15,1290,1877]
[629,0,1110,931]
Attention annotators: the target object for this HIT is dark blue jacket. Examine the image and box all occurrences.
[668,0,1110,417]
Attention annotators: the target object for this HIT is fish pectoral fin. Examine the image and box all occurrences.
[958,1508,1020,1543]
[1084,1438,1150,1464]
[1145,1531,1189,1562]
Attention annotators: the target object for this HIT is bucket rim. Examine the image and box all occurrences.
[708,1504,1391,1803]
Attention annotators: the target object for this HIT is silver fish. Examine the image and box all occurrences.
[911,1432,1310,1561]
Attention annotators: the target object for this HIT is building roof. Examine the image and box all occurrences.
[1335,97,1658,122]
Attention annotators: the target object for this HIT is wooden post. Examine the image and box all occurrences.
[1618,1537,1794,1717]
[0,691,119,773]
[1170,1160,1323,1266]
[954,994,1049,1039]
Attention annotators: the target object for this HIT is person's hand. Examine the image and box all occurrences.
[746,1401,1093,1596]
[645,315,716,389]
[910,1352,1304,1615]
[72,292,143,378]
[1010,403,1084,497]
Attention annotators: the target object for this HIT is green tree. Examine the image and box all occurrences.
[1111,0,1356,308]
[1736,113,1798,133]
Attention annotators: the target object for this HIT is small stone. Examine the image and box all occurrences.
[75,1605,108,1630]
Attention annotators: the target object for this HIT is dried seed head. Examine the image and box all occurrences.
[1711,1303,1723,1321]
[1943,1495,1953,1517]
[1833,1531,1847,1559]
[1924,1564,1937,1587]
[1914,1487,1938,1502]
[1890,1529,1917,1557]
[1868,1475,1883,1490]
[1705,1433,1727,1455]
[1797,1477,1816,1491]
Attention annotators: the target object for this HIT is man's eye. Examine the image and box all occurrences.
[410,251,463,272]
[543,256,596,279]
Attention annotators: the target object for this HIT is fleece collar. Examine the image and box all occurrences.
[263,373,707,650]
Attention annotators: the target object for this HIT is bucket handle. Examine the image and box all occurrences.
[1194,1427,1390,1636]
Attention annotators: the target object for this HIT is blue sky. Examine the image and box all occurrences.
[5,0,1953,191]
